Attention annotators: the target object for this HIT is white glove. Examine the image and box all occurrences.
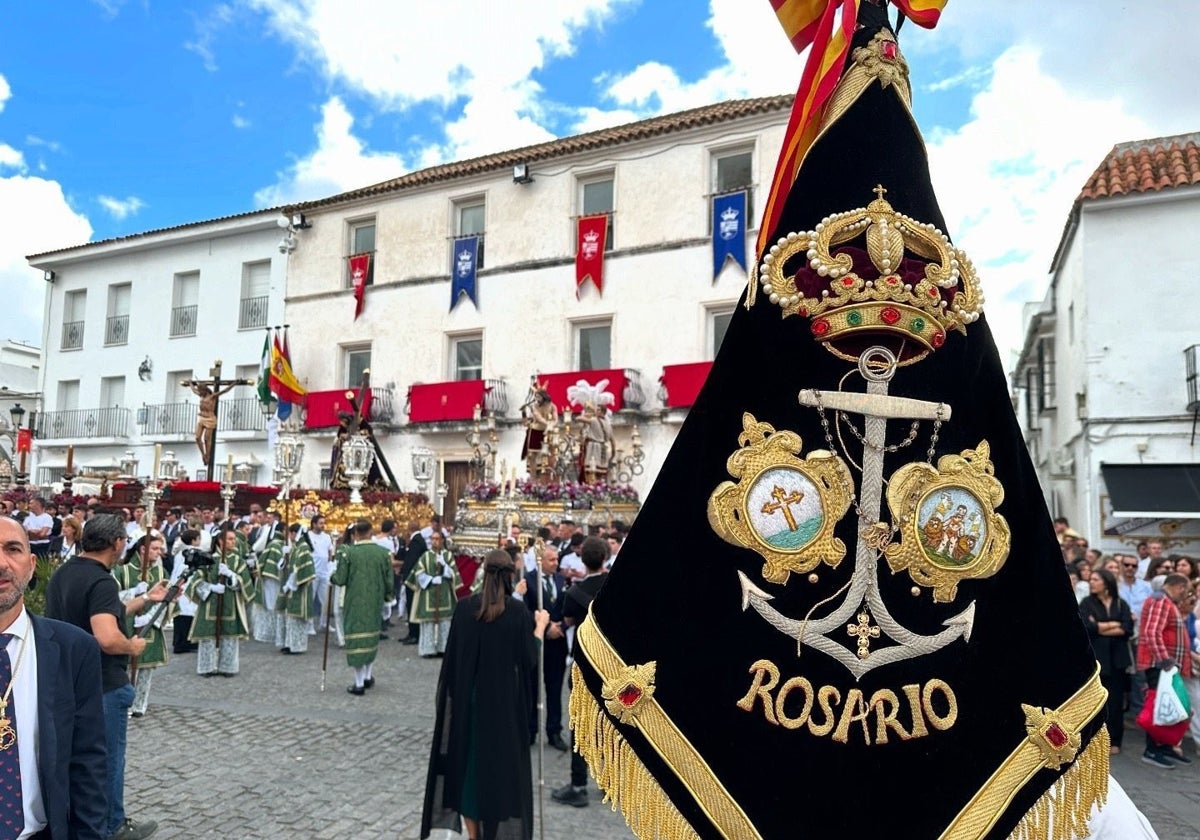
[282,544,292,556]
[417,572,432,590]
[134,614,151,629]
[134,581,149,596]
[246,556,257,568]
[286,572,297,591]
[218,563,234,578]
[210,583,226,595]
[432,575,443,586]
[439,558,453,574]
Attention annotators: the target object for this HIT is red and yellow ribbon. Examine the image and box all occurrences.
[758,0,946,258]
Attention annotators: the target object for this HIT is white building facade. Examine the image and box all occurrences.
[1014,132,1200,554]
[0,340,41,481]
[281,96,791,523]
[27,212,288,488]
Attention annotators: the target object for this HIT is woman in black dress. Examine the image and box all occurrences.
[422,549,548,840]
[1080,567,1133,753]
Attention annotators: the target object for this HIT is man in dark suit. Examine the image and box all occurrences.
[398,520,427,645]
[524,545,569,750]
[0,516,108,839]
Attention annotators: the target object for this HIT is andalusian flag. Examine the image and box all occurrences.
[270,328,307,421]
[759,0,947,259]
[257,331,272,406]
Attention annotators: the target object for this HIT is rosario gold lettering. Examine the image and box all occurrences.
[737,660,958,746]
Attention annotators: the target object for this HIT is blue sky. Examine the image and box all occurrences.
[1,1,1197,366]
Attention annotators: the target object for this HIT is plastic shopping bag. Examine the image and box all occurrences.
[1138,690,1190,744]
[1152,668,1189,726]
[1171,668,1192,717]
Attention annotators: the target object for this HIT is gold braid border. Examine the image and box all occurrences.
[940,665,1109,840]
[571,612,764,840]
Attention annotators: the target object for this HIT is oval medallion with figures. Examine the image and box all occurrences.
[915,486,988,570]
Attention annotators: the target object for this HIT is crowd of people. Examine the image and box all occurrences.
[0,492,624,840]
[1055,517,1200,771]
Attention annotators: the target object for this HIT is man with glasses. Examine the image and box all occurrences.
[1118,553,1154,720]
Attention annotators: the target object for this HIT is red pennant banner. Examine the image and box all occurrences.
[16,428,32,453]
[349,254,370,319]
[575,214,608,297]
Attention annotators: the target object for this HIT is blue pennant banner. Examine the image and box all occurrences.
[451,235,479,310]
[712,190,747,281]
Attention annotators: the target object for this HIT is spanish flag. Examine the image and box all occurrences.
[270,328,307,414]
[759,0,946,260]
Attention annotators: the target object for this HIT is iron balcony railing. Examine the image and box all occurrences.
[37,407,131,439]
[622,368,645,410]
[141,402,197,435]
[218,397,266,432]
[484,378,508,416]
[61,320,84,350]
[239,296,269,329]
[170,304,198,337]
[105,315,129,346]
[370,386,395,424]
[141,397,266,434]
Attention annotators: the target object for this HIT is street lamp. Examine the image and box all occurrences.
[411,446,435,497]
[6,403,28,488]
[260,397,278,422]
[341,434,375,504]
[9,403,25,432]
[158,450,180,482]
[119,450,140,481]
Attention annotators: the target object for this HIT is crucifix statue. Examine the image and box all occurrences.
[182,360,253,480]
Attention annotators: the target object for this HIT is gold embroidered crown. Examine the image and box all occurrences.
[757,186,984,353]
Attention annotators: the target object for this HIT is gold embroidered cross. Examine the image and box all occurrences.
[847,608,880,660]
[761,485,804,531]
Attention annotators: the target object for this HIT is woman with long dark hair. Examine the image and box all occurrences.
[1144,555,1174,582]
[1080,568,1133,754]
[422,549,548,840]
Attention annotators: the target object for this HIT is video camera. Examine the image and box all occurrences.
[180,547,217,571]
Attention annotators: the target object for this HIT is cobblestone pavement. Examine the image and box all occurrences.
[126,630,1196,839]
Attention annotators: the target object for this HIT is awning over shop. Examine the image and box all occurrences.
[1101,463,1200,519]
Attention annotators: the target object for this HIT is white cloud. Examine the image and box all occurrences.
[185,4,235,72]
[97,195,147,220]
[0,74,10,112]
[0,144,25,171]
[232,114,251,129]
[924,46,1148,370]
[253,97,407,206]
[0,174,92,345]
[246,0,637,164]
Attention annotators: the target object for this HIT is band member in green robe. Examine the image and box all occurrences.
[333,519,395,695]
[406,529,461,658]
[278,523,316,653]
[251,530,284,645]
[186,525,254,676]
[114,530,169,717]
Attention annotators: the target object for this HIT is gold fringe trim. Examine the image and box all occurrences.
[1007,727,1109,840]
[940,666,1109,840]
[569,662,700,840]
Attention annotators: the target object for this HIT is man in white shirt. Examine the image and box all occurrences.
[307,515,337,637]
[21,497,54,559]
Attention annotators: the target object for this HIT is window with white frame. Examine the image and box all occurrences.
[171,271,199,337]
[100,376,126,408]
[713,148,754,220]
[580,176,615,251]
[62,289,86,350]
[57,380,80,411]
[105,283,131,346]
[575,321,612,371]
[454,199,486,269]
[348,218,376,286]
[708,307,735,359]
[451,334,483,381]
[345,346,371,389]
[240,261,271,329]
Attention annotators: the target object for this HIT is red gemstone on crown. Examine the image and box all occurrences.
[881,40,898,60]
[812,319,831,337]
[886,276,899,285]
[1044,723,1069,749]
[618,686,642,707]
[931,331,945,348]
[842,277,855,287]
[880,307,901,325]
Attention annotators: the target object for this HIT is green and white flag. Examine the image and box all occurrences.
[257,331,272,405]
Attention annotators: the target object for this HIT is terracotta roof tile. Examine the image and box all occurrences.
[287,94,794,212]
[1079,132,1200,200]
